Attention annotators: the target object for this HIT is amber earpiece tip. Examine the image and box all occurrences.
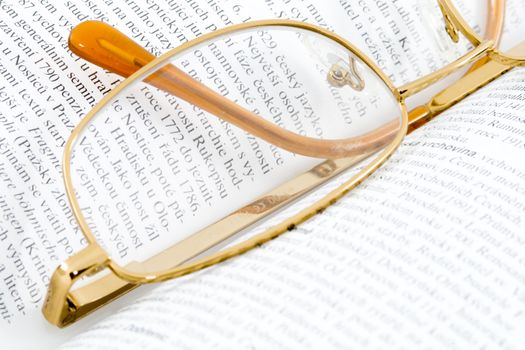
[68,20,154,77]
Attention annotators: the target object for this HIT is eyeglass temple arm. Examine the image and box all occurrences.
[44,147,374,327]
[68,21,397,160]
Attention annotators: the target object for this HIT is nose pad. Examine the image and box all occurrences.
[327,56,365,91]
[439,1,460,43]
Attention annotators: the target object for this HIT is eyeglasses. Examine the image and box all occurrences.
[43,0,522,327]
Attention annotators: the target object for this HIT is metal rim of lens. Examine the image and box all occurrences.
[63,19,408,283]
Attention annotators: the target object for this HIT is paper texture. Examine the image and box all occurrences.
[0,0,523,348]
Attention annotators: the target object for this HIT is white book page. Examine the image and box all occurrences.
[0,0,520,348]
[60,64,525,350]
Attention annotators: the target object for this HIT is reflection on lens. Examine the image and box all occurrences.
[68,26,402,275]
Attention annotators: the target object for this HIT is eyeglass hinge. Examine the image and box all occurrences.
[42,243,109,327]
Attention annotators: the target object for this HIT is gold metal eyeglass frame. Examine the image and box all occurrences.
[43,0,523,327]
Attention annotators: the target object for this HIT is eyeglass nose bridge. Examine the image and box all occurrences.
[397,39,494,98]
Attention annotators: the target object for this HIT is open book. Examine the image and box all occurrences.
[1,0,525,348]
